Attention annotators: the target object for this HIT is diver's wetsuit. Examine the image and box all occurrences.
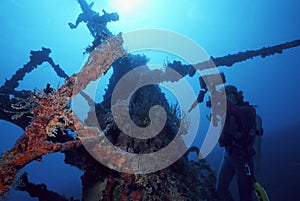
[216,100,256,201]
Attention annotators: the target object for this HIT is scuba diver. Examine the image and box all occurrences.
[215,85,256,201]
[214,85,270,201]
[68,0,119,48]
[188,72,269,201]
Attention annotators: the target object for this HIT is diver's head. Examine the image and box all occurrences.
[224,85,244,105]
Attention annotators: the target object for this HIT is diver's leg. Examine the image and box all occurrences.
[216,151,236,201]
[236,157,254,201]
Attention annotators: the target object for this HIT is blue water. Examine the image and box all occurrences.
[1,0,300,200]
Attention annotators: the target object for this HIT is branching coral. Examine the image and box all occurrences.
[5,86,73,137]
[34,88,73,137]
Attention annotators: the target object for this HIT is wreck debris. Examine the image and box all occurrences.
[165,39,300,81]
[0,47,68,95]
[69,0,120,53]
[17,172,79,201]
[0,34,126,197]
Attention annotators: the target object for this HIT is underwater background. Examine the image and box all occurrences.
[0,0,300,200]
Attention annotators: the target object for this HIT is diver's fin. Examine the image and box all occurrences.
[255,182,270,201]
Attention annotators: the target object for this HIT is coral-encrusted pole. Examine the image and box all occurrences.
[70,33,126,96]
[0,34,126,197]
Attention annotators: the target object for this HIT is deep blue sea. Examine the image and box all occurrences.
[1,0,300,200]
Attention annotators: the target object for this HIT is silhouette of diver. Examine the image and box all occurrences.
[69,0,119,52]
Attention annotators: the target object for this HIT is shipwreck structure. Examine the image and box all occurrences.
[0,0,299,200]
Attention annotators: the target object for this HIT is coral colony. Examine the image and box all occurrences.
[0,0,299,200]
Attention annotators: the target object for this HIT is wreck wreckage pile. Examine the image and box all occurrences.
[0,34,218,200]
